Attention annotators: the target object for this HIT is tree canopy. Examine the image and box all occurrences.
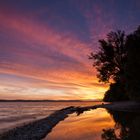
[89,31,127,83]
[90,25,140,101]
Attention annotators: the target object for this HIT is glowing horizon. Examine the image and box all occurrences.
[0,0,140,100]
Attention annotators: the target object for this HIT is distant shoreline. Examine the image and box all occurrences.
[0,99,102,102]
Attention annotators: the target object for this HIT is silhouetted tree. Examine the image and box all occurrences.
[89,30,127,83]
[125,26,140,100]
[89,31,128,101]
[90,25,140,101]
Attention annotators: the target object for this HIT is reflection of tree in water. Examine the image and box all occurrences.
[101,109,140,140]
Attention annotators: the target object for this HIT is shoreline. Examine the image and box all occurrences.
[0,101,140,140]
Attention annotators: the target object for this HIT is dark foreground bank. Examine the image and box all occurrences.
[0,102,140,140]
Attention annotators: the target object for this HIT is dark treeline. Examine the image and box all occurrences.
[89,25,140,102]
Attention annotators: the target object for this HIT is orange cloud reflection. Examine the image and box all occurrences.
[46,109,115,140]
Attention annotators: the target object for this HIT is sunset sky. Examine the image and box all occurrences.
[0,0,140,100]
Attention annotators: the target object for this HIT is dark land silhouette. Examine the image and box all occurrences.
[101,109,140,140]
[0,99,88,102]
[90,25,140,102]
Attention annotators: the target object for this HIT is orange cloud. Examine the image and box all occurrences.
[0,7,108,100]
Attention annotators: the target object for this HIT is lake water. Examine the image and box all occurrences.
[0,101,100,133]
[45,108,140,140]
[1,102,140,140]
[46,108,115,140]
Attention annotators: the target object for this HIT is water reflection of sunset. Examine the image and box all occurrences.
[46,109,115,140]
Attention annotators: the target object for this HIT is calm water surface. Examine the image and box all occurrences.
[46,108,115,140]
[0,101,100,133]
[46,108,140,140]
